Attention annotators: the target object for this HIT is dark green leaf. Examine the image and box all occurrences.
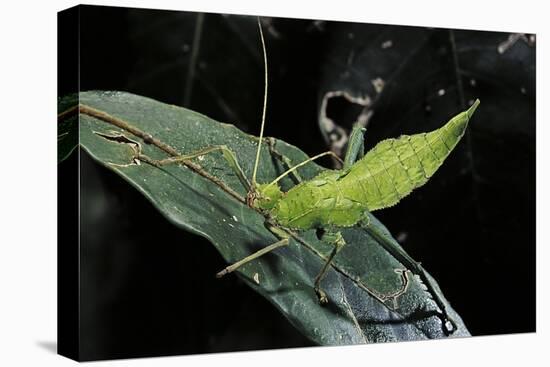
[61,90,470,345]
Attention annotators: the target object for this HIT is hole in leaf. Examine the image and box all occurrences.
[325,95,366,129]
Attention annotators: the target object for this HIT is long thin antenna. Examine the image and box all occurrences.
[251,17,268,186]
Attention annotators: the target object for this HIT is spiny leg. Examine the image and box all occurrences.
[139,145,251,192]
[359,212,458,335]
[265,137,303,183]
[216,221,291,278]
[249,136,309,184]
[313,230,346,304]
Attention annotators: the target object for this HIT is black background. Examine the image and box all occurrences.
[58,4,535,361]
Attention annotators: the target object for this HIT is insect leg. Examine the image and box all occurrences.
[264,137,303,183]
[140,145,251,192]
[215,238,289,278]
[343,123,366,169]
[216,221,291,278]
[313,230,346,304]
[360,212,458,335]
[265,150,344,188]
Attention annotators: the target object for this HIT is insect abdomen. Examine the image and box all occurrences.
[270,100,479,229]
[341,100,479,211]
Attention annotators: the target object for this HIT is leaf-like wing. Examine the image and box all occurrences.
[349,100,479,211]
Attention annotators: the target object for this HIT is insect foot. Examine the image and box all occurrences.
[315,287,329,305]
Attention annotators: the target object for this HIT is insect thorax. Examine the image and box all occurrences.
[264,170,366,230]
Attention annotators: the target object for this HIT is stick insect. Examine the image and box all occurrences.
[145,18,479,335]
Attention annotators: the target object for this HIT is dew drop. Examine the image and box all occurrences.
[396,232,408,242]
[371,77,385,93]
[381,40,393,49]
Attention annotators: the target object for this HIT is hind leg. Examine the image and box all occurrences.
[313,230,346,304]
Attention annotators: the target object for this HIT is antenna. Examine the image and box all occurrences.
[251,17,268,186]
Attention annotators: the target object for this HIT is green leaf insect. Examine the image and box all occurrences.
[249,99,479,336]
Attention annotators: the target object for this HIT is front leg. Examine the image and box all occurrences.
[265,137,304,183]
[139,144,251,192]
